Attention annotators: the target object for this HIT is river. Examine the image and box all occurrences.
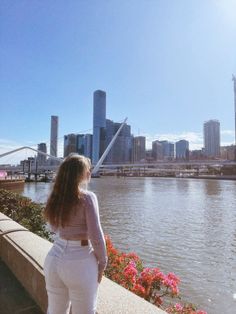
[21,177,236,314]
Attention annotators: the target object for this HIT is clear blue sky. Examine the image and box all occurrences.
[0,0,236,161]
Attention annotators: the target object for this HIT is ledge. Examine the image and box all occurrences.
[0,212,166,314]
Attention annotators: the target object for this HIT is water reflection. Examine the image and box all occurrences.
[175,177,190,194]
[203,179,221,196]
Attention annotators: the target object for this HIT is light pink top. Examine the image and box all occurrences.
[54,190,107,272]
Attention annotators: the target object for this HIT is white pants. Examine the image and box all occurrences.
[43,238,98,314]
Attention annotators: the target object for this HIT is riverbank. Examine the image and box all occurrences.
[101,173,236,180]
[190,175,236,180]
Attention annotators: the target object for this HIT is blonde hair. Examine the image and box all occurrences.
[44,154,91,228]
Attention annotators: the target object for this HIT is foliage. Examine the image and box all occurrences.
[105,236,207,314]
[0,188,51,240]
[166,303,207,314]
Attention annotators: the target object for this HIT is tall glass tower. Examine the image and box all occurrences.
[50,115,58,157]
[37,143,47,165]
[92,90,106,164]
[176,140,189,160]
[203,119,220,158]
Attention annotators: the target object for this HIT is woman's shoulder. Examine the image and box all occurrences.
[80,189,97,202]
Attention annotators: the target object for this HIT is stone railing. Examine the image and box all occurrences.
[0,212,166,314]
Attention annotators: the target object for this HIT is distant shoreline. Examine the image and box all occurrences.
[186,175,236,181]
[101,174,236,181]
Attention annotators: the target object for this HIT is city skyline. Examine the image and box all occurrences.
[0,106,235,164]
[0,1,236,163]
[1,110,234,163]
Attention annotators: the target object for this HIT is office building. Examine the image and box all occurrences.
[176,140,189,160]
[152,140,174,160]
[220,145,236,161]
[64,133,93,159]
[77,134,85,155]
[160,141,174,160]
[105,119,132,163]
[84,134,93,159]
[64,134,77,157]
[152,140,163,160]
[132,136,146,162]
[92,90,106,164]
[37,143,47,166]
[145,149,153,162]
[203,120,220,157]
[76,134,93,159]
[189,149,206,160]
[50,115,58,157]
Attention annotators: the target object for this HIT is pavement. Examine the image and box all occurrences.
[0,258,43,314]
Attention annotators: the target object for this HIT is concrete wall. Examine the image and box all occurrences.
[0,212,166,314]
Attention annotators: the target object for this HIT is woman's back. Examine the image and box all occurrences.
[43,154,107,314]
[57,191,89,239]
[56,190,107,272]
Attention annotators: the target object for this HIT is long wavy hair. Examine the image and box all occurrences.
[44,154,91,228]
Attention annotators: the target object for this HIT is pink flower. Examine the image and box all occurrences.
[174,303,183,311]
[123,261,138,285]
[167,272,180,284]
[133,283,145,295]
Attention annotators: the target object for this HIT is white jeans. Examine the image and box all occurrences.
[43,238,98,314]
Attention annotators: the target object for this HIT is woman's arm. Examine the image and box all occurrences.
[85,192,107,274]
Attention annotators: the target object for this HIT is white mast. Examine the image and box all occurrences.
[92,117,128,175]
[233,75,236,160]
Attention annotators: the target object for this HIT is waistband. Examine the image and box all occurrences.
[55,237,90,246]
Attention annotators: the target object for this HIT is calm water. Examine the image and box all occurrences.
[21,177,236,314]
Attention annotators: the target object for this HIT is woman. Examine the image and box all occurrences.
[43,154,107,314]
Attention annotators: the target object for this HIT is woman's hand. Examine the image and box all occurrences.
[98,270,103,283]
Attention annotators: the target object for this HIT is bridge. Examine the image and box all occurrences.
[1,145,236,179]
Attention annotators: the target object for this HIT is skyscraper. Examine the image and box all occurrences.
[159,141,174,160]
[152,140,174,160]
[176,140,189,160]
[37,143,47,166]
[50,115,58,157]
[84,134,93,159]
[64,134,77,157]
[77,134,85,155]
[77,134,93,159]
[92,90,106,164]
[105,119,132,163]
[152,140,163,160]
[203,120,220,158]
[132,136,146,162]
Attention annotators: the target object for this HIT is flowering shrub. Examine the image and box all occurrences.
[104,235,207,314]
[166,303,207,314]
[0,189,51,239]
